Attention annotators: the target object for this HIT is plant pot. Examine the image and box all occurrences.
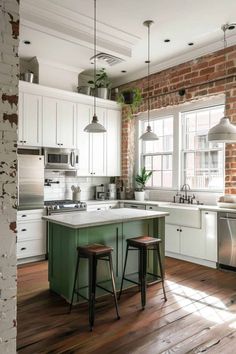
[122,90,135,104]
[22,72,34,83]
[95,87,110,100]
[134,191,145,201]
[77,86,91,95]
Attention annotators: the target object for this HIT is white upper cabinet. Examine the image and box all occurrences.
[76,103,91,176]
[106,109,121,176]
[18,92,42,146]
[42,97,76,149]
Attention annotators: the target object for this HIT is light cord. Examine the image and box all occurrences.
[93,0,96,116]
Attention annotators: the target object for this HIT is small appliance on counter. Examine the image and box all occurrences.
[95,184,105,200]
[71,185,81,201]
[107,183,117,200]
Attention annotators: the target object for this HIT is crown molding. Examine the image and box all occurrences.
[20,0,140,59]
[113,33,236,87]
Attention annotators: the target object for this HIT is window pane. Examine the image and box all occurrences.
[164,118,173,135]
[163,155,172,170]
[153,155,162,170]
[153,171,161,187]
[163,171,172,188]
[182,105,224,191]
[144,156,152,170]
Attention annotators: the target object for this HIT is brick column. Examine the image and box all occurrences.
[0,1,19,353]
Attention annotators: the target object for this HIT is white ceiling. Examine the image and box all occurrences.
[19,0,236,86]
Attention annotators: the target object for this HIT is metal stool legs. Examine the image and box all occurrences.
[69,255,80,313]
[88,256,97,331]
[108,254,120,320]
[140,247,147,309]
[118,243,129,300]
[156,243,167,302]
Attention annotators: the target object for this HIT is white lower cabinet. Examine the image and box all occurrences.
[87,203,118,211]
[17,209,46,262]
[165,210,218,265]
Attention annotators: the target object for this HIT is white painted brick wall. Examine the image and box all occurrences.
[0,1,19,353]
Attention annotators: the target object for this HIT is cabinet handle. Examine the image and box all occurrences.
[24,141,27,143]
[21,215,27,218]
[21,247,26,251]
[21,228,27,232]
[97,208,101,210]
[19,140,23,143]
[131,205,138,208]
[149,207,153,209]
[205,212,209,215]
[177,228,179,231]
[180,229,182,232]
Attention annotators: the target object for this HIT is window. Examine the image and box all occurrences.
[140,116,173,188]
[181,105,224,190]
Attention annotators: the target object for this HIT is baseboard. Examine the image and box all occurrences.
[165,252,217,269]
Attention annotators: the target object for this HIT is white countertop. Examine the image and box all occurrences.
[85,199,236,213]
[43,208,169,229]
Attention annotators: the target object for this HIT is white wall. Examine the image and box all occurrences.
[44,171,110,201]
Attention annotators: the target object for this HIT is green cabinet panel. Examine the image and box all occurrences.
[48,217,165,303]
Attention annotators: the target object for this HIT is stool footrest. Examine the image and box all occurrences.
[96,284,115,295]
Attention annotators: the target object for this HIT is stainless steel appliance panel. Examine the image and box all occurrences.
[18,155,44,210]
[44,148,79,170]
[219,212,236,268]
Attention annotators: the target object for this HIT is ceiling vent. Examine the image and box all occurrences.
[90,52,125,66]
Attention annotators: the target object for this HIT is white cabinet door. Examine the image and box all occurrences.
[42,97,58,147]
[180,226,205,259]
[18,92,24,145]
[90,107,106,176]
[165,224,180,253]
[76,103,91,176]
[203,211,217,262]
[57,100,76,149]
[106,108,121,176]
[18,93,42,146]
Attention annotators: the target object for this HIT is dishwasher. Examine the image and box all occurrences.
[219,212,236,270]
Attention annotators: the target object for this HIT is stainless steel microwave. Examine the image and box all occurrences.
[44,148,79,170]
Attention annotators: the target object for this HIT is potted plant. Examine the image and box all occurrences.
[88,68,111,99]
[134,167,152,201]
[117,87,142,119]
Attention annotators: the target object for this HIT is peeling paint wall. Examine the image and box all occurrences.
[0,0,19,353]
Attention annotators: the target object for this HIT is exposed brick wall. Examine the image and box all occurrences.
[0,0,19,353]
[119,45,236,194]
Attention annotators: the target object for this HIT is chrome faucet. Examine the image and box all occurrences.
[181,184,191,202]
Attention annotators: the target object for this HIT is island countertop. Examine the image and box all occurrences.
[43,208,169,229]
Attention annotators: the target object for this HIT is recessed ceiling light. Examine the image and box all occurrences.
[121,70,127,73]
[228,25,235,30]
[23,40,31,45]
[164,39,170,43]
[188,42,194,46]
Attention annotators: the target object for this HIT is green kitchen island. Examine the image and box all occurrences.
[43,208,169,303]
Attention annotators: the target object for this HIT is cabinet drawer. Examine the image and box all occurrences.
[146,205,159,211]
[17,239,46,259]
[123,203,146,210]
[17,220,46,241]
[17,209,45,221]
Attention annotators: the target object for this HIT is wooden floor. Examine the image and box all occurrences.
[17,258,236,354]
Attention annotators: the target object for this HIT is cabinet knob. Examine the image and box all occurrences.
[21,247,26,251]
[21,229,27,232]
[180,229,182,232]
[205,212,209,215]
[21,215,27,218]
[24,141,27,143]
[177,228,179,231]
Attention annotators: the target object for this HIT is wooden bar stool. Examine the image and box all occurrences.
[119,236,167,309]
[69,243,120,331]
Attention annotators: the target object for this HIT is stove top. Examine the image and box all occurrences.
[45,199,87,213]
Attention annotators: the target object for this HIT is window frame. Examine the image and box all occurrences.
[136,95,225,193]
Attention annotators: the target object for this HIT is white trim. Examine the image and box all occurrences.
[166,252,217,269]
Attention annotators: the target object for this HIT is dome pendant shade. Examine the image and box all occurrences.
[139,125,159,141]
[208,117,236,143]
[84,114,106,133]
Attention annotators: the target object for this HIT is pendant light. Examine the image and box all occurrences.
[208,23,236,142]
[84,0,106,133]
[140,20,159,141]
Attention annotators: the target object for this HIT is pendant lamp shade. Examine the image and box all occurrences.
[139,125,159,141]
[207,23,236,143]
[84,0,106,133]
[139,20,158,141]
[84,114,106,133]
[208,117,236,143]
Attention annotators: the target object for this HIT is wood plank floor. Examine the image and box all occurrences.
[17,258,236,354]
